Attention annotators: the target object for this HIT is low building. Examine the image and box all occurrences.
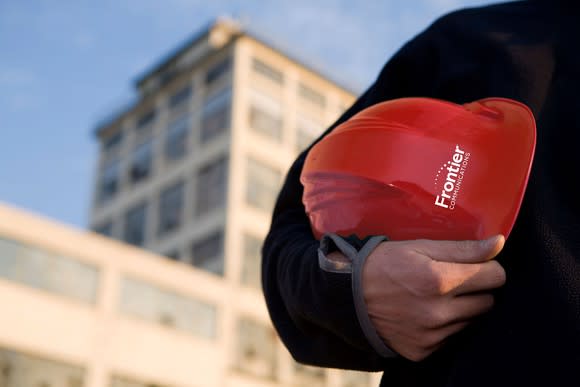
[0,203,378,387]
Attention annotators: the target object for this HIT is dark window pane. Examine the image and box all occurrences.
[137,109,156,129]
[99,161,120,203]
[252,58,284,84]
[130,141,153,183]
[124,203,147,246]
[246,158,282,212]
[160,69,177,87]
[158,181,184,236]
[165,250,180,261]
[103,131,123,152]
[165,115,189,161]
[205,57,231,85]
[191,231,224,276]
[169,85,192,109]
[201,89,231,142]
[94,221,113,237]
[299,83,326,108]
[196,157,228,216]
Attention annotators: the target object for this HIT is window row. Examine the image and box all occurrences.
[0,236,217,339]
[234,317,369,385]
[247,88,323,150]
[251,56,328,110]
[98,155,282,245]
[0,338,370,387]
[98,89,231,204]
[103,56,232,155]
[98,156,228,244]
[0,237,99,304]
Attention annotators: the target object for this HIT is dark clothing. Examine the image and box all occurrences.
[262,1,580,386]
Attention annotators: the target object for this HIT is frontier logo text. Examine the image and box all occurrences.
[434,145,471,210]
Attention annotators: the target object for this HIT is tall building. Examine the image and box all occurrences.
[53,17,377,386]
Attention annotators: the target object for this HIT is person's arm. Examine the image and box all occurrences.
[261,31,440,370]
[262,13,507,369]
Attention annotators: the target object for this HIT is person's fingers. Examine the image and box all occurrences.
[411,235,505,264]
[421,294,494,328]
[427,259,506,295]
[450,260,506,295]
[390,320,471,362]
[447,294,495,324]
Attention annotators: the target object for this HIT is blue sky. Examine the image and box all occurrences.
[0,0,499,228]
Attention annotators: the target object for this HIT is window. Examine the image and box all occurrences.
[164,114,189,162]
[195,157,228,216]
[201,88,231,142]
[249,90,283,142]
[299,83,326,108]
[130,140,153,183]
[293,361,326,386]
[252,58,284,84]
[120,276,216,339]
[235,318,277,379]
[159,69,177,87]
[296,129,316,153]
[98,161,120,203]
[296,116,322,153]
[103,130,123,153]
[111,376,172,387]
[191,231,224,276]
[205,57,231,85]
[169,85,192,109]
[93,221,113,237]
[0,237,99,304]
[136,109,156,129]
[164,250,180,261]
[158,181,184,236]
[241,234,263,289]
[246,158,282,212]
[341,370,370,387]
[124,202,147,246]
[0,347,85,387]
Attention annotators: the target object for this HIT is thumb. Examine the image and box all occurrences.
[413,235,505,263]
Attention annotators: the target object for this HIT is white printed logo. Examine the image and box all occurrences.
[434,145,471,210]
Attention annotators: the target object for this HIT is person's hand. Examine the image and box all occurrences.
[362,235,506,361]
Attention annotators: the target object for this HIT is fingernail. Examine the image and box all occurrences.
[482,235,502,249]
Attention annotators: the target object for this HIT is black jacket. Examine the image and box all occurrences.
[262,1,580,386]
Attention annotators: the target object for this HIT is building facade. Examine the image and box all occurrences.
[14,17,383,387]
[0,203,379,387]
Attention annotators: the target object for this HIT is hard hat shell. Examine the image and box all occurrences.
[301,97,536,241]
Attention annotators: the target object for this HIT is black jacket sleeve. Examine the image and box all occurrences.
[261,19,450,371]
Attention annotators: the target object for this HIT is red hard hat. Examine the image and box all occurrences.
[301,97,536,241]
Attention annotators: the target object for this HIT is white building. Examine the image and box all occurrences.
[0,18,380,387]
[0,203,379,387]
